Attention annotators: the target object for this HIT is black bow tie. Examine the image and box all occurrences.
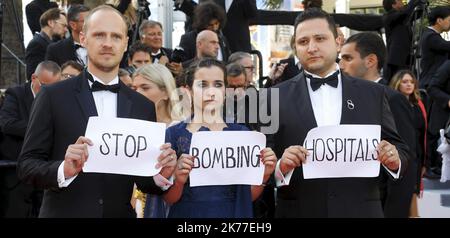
[87,73,120,93]
[152,52,163,59]
[306,71,339,91]
[151,52,163,63]
[74,44,83,50]
[91,81,120,93]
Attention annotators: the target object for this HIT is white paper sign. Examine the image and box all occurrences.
[83,117,166,176]
[189,131,266,187]
[302,125,381,179]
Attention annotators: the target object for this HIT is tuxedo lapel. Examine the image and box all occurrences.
[75,71,98,122]
[24,83,34,116]
[340,74,358,124]
[117,81,132,118]
[295,73,317,129]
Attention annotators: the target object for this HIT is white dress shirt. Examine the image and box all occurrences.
[75,42,87,66]
[275,64,400,186]
[57,72,172,189]
[225,0,233,12]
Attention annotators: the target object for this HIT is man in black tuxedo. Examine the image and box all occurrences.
[420,6,450,177]
[419,6,450,89]
[26,8,67,81]
[262,8,409,218]
[340,32,416,218]
[181,30,220,69]
[25,0,58,34]
[138,20,183,76]
[382,0,420,83]
[17,6,177,218]
[427,60,450,178]
[46,4,90,67]
[0,61,61,217]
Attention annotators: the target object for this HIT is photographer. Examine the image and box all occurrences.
[382,0,422,83]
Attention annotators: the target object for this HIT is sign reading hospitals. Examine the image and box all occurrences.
[302,125,381,179]
[189,131,266,187]
[83,117,166,177]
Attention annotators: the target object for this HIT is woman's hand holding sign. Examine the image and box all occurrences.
[64,136,93,178]
[376,140,400,172]
[174,154,195,185]
[280,145,310,175]
[156,143,177,179]
[260,148,277,182]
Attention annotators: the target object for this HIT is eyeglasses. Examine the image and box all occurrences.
[244,66,255,72]
[62,73,76,80]
[55,21,68,28]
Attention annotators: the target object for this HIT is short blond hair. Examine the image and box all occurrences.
[82,5,128,35]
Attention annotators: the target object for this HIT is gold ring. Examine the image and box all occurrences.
[389,151,393,156]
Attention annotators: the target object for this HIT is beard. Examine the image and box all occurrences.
[89,55,120,73]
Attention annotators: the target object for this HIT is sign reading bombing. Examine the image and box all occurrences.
[302,125,381,179]
[189,131,266,187]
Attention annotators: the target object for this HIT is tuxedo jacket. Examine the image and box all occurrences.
[427,60,450,135]
[45,37,79,66]
[0,83,34,161]
[419,28,450,89]
[17,71,163,218]
[25,0,58,34]
[382,0,417,67]
[25,33,52,81]
[263,72,409,218]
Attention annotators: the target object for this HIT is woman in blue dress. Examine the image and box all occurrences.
[163,58,276,218]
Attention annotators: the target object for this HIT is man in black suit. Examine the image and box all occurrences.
[340,32,416,218]
[26,8,67,81]
[0,61,61,217]
[419,6,450,178]
[261,8,409,218]
[17,6,177,218]
[138,20,182,76]
[25,0,58,34]
[382,0,420,83]
[427,60,450,178]
[419,6,450,89]
[46,4,90,67]
[181,30,220,69]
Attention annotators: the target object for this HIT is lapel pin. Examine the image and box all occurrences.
[347,100,354,110]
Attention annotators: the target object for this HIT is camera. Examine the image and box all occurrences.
[171,46,186,63]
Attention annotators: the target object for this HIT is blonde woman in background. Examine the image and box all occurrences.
[389,70,427,217]
[131,63,184,218]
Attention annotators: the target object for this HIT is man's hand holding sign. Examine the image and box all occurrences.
[279,125,401,179]
[64,136,93,179]
[65,117,177,180]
